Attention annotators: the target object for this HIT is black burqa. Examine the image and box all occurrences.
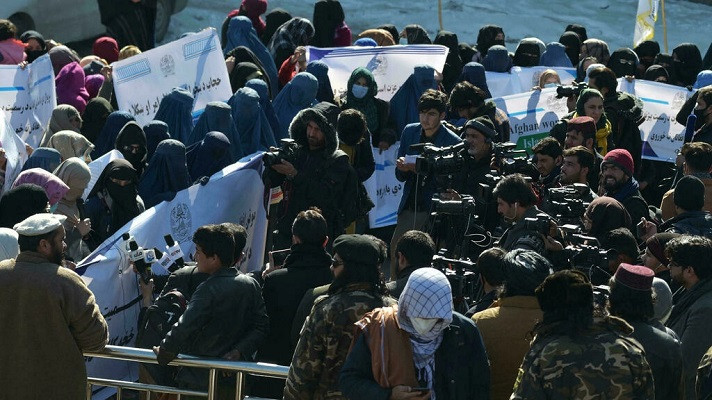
[261,9,291,45]
[115,121,148,176]
[88,159,141,237]
[312,0,346,48]
[403,24,431,44]
[565,24,588,42]
[559,31,581,66]
[672,43,703,87]
[434,31,462,93]
[225,46,273,97]
[476,25,504,57]
[81,97,113,144]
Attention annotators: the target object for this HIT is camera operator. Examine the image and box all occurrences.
[267,102,358,250]
[532,137,563,190]
[559,146,598,202]
[493,173,551,254]
[448,81,510,142]
[390,89,461,277]
[564,116,604,190]
[386,230,436,298]
[465,247,506,316]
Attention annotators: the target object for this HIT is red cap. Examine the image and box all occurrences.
[614,263,654,291]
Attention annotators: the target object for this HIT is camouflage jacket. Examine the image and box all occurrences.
[510,316,655,400]
[283,283,395,400]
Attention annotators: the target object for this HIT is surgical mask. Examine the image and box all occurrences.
[351,84,369,99]
[411,317,438,336]
[49,203,59,213]
[543,83,557,88]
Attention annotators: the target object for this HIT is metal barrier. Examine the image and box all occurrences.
[84,345,289,400]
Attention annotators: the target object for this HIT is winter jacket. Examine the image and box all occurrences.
[496,206,549,253]
[660,210,712,237]
[339,309,490,400]
[283,283,394,400]
[660,176,712,220]
[628,320,683,400]
[159,267,269,389]
[604,91,645,175]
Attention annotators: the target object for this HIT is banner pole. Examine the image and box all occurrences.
[661,0,668,53]
[438,0,443,31]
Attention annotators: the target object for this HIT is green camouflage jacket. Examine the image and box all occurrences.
[283,283,395,400]
[510,316,655,400]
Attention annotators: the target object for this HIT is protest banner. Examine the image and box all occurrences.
[0,54,56,148]
[0,112,29,194]
[618,78,693,163]
[491,87,570,150]
[82,149,125,200]
[485,66,576,98]
[78,154,268,399]
[364,144,403,228]
[307,45,448,102]
[112,28,232,126]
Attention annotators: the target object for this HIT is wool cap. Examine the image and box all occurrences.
[674,175,705,211]
[333,234,381,267]
[464,115,496,140]
[602,148,634,176]
[613,263,654,291]
[13,213,67,236]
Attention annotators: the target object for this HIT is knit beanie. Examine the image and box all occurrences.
[464,115,496,140]
[674,175,705,211]
[602,148,634,176]
[645,232,680,266]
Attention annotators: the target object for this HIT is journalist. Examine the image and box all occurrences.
[558,146,597,202]
[563,116,603,190]
[493,173,551,253]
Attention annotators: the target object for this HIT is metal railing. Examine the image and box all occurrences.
[84,345,289,400]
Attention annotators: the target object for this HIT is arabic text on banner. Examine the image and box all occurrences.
[78,154,268,398]
[364,144,403,228]
[307,45,448,102]
[112,28,232,126]
[0,54,56,148]
[0,112,29,195]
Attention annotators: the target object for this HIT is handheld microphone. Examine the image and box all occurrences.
[151,248,172,275]
[129,240,151,283]
[164,234,185,268]
[121,232,134,254]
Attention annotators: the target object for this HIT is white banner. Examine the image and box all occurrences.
[78,154,268,397]
[491,87,571,149]
[634,0,660,47]
[0,54,56,148]
[112,28,232,126]
[82,149,125,200]
[618,79,693,163]
[486,66,576,99]
[0,112,29,194]
[306,45,448,102]
[364,144,403,228]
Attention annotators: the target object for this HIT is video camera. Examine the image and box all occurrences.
[431,195,477,216]
[555,82,588,99]
[413,142,466,177]
[432,251,479,314]
[263,138,299,167]
[523,215,553,235]
[561,234,611,285]
[547,184,590,226]
[492,142,539,178]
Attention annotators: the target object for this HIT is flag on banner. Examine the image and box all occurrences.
[634,0,660,47]
[78,154,268,399]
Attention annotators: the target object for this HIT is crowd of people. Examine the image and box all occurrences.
[3,0,712,399]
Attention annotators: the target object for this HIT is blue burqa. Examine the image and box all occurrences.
[306,60,334,103]
[272,72,318,141]
[223,16,279,97]
[92,111,135,159]
[389,65,437,135]
[245,78,280,138]
[143,121,171,162]
[458,62,492,98]
[185,131,233,181]
[138,139,192,209]
[229,87,276,154]
[188,101,243,159]
[540,42,574,68]
[21,148,62,172]
[154,87,194,145]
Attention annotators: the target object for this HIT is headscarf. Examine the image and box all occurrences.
[89,159,141,235]
[245,78,281,136]
[643,65,669,82]
[538,69,561,88]
[482,45,512,72]
[0,184,49,228]
[53,157,91,222]
[694,70,712,90]
[0,228,19,261]
[559,31,581,66]
[312,0,346,48]
[645,232,679,267]
[378,24,400,45]
[585,196,632,241]
[268,17,315,67]
[229,61,264,94]
[46,130,94,162]
[397,268,453,396]
[81,97,113,143]
[353,38,377,47]
[476,25,505,57]
[223,16,279,96]
[540,42,573,68]
[143,121,171,161]
[403,24,431,44]
[459,42,476,65]
[434,31,463,93]
[607,48,639,78]
[225,46,273,96]
[634,40,660,76]
[138,139,191,209]
[238,0,268,35]
[93,36,119,64]
[21,148,61,173]
[261,8,292,45]
[40,105,82,147]
[344,67,380,134]
[188,101,242,159]
[229,87,276,154]
[55,61,89,114]
[576,88,610,152]
[154,87,194,145]
[581,39,610,65]
[115,122,148,175]
[672,43,703,87]
[306,61,334,103]
[513,38,542,67]
[356,29,396,46]
[12,168,69,206]
[565,24,588,42]
[85,74,105,99]
[272,72,318,141]
[48,45,80,76]
[92,111,135,159]
[389,65,438,134]
[185,131,234,181]
[458,62,491,98]
[20,30,47,63]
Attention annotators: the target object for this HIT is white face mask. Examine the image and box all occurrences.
[411,317,438,335]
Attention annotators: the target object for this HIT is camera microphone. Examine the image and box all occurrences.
[164,234,185,268]
[129,240,151,283]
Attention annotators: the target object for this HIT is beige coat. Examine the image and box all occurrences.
[0,251,108,399]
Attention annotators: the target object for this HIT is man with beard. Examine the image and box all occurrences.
[558,146,597,203]
[0,213,109,399]
[664,235,712,399]
[600,149,650,233]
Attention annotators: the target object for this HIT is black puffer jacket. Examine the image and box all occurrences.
[268,103,358,248]
[660,210,712,237]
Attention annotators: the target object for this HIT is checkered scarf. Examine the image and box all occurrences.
[398,268,453,398]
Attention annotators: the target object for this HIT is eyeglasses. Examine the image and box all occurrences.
[331,257,343,268]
